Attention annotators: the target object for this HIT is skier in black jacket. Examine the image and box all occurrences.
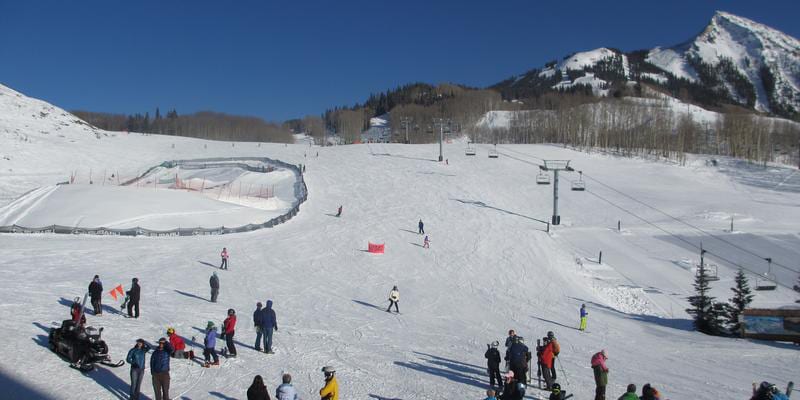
[88,275,103,315]
[485,341,503,388]
[505,337,530,385]
[127,278,141,318]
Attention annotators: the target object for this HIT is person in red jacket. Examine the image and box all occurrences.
[222,309,237,357]
[540,337,556,390]
[167,327,193,359]
[70,297,86,327]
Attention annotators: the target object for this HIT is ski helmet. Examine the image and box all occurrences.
[547,331,555,339]
[552,383,561,393]
[73,296,81,303]
[167,327,175,335]
[228,308,235,315]
[491,340,499,348]
[322,366,335,379]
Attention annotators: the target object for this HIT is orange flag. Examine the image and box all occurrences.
[109,288,118,301]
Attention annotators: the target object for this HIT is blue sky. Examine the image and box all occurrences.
[1,1,797,122]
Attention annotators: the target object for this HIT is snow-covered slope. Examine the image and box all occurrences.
[1,89,798,399]
[647,11,800,113]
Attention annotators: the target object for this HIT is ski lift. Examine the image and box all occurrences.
[571,171,586,191]
[696,263,720,281]
[488,144,499,158]
[465,141,476,156]
[536,170,551,185]
[755,258,777,291]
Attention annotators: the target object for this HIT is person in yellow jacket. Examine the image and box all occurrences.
[320,366,338,400]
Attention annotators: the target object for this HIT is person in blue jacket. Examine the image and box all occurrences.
[204,321,220,367]
[253,302,264,351]
[260,300,278,354]
[126,338,150,400]
[150,337,173,400]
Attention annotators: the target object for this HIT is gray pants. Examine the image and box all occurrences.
[211,288,218,302]
[129,367,144,400]
[152,372,170,400]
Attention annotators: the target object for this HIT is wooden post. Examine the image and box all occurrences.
[618,220,621,231]
[599,251,603,264]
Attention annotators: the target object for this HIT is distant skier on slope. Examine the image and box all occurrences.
[253,302,264,351]
[203,321,220,367]
[220,247,229,270]
[88,275,103,315]
[579,304,588,331]
[418,219,424,234]
[336,205,342,217]
[222,308,237,357]
[386,286,400,313]
[591,349,609,400]
[259,300,278,353]
[485,341,503,388]
[210,272,220,303]
[423,235,430,249]
[126,278,141,318]
[505,337,530,385]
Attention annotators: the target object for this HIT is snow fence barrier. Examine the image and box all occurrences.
[0,156,308,237]
[368,242,385,254]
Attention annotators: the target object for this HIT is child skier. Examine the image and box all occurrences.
[220,248,229,270]
[203,321,220,367]
[222,309,237,357]
[579,304,588,331]
[423,235,430,249]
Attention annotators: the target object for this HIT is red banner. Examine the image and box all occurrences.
[368,242,385,254]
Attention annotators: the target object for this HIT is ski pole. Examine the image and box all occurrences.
[557,356,570,386]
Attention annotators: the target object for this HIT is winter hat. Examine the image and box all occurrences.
[626,384,636,393]
[93,275,99,279]
[257,302,263,307]
[206,321,215,329]
[167,327,175,335]
[158,337,167,344]
[505,370,514,381]
[601,349,608,358]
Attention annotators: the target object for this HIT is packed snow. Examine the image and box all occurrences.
[1,87,799,400]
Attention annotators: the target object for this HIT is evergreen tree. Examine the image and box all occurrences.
[687,263,723,335]
[726,269,754,336]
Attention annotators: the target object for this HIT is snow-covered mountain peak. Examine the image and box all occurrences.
[0,82,98,140]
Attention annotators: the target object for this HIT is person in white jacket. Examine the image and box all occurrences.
[386,286,400,313]
[275,373,298,400]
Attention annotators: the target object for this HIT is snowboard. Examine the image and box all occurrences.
[120,295,129,310]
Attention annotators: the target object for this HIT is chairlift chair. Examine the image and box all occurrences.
[465,141,476,156]
[536,171,551,185]
[571,171,586,191]
[488,144,499,158]
[755,258,778,291]
[755,274,778,291]
[696,264,720,281]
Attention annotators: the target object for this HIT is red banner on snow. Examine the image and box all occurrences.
[368,242,385,254]
[109,284,124,301]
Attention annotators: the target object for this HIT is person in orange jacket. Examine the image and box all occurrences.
[319,366,338,400]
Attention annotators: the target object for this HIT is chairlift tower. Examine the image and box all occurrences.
[540,160,573,225]
[433,118,450,162]
[400,116,412,144]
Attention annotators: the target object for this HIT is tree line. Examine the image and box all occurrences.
[72,108,293,143]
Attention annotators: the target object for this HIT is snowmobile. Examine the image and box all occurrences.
[48,319,125,371]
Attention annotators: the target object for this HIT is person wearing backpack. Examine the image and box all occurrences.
[591,349,609,400]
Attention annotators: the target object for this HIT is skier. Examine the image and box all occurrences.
[504,329,517,371]
[618,384,637,400]
[319,366,339,400]
[499,371,525,400]
[210,272,220,302]
[260,300,278,353]
[423,235,430,249]
[150,337,173,400]
[246,375,270,400]
[484,389,497,400]
[549,383,568,400]
[484,340,503,388]
[540,337,555,390]
[167,327,192,359]
[751,382,790,400]
[275,373,299,400]
[253,302,264,351]
[88,275,103,315]
[591,349,609,400]
[418,219,425,234]
[640,383,661,400]
[70,296,86,326]
[505,336,530,385]
[126,278,141,318]
[336,205,342,217]
[579,304,588,331]
[386,286,400,313]
[126,338,150,400]
[222,308,237,357]
[220,247,229,270]
[547,331,560,380]
[203,321,220,367]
